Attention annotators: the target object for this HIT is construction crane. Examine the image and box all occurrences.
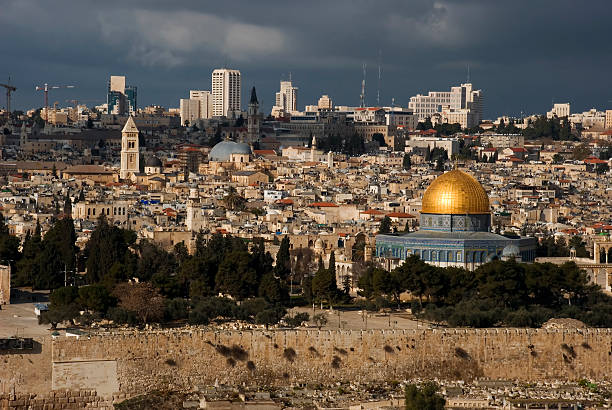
[35,83,75,122]
[0,77,16,119]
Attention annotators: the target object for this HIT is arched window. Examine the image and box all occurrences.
[447,250,453,262]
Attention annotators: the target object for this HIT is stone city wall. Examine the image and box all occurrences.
[49,328,612,396]
[1,337,52,395]
[0,390,117,410]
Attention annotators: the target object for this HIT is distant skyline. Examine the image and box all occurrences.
[2,0,612,118]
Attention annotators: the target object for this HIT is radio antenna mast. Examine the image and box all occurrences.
[360,63,366,108]
[377,50,382,106]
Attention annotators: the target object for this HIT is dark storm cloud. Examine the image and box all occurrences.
[2,0,612,117]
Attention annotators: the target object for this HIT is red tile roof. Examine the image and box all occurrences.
[309,202,338,208]
[386,212,416,218]
[361,209,384,215]
[584,157,607,164]
[253,150,277,156]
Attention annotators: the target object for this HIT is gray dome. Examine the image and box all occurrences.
[209,140,252,161]
[502,244,520,257]
[146,156,162,167]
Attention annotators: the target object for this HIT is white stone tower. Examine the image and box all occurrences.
[120,116,139,179]
[20,122,28,147]
[310,135,317,162]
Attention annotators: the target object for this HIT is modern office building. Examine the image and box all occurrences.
[107,75,137,115]
[179,99,201,126]
[408,83,483,125]
[189,90,213,119]
[318,95,333,110]
[179,90,213,125]
[212,68,241,117]
[547,103,571,119]
[274,80,298,113]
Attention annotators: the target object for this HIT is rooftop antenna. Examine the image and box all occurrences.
[289,72,292,82]
[466,64,470,83]
[377,49,382,106]
[391,97,395,108]
[360,63,367,108]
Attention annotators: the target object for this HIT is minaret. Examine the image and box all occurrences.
[120,116,139,179]
[247,86,260,143]
[20,122,28,147]
[327,151,333,168]
[310,135,317,162]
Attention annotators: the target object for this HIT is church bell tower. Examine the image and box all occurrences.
[120,116,139,179]
[247,86,261,143]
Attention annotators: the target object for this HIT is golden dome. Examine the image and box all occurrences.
[421,169,490,215]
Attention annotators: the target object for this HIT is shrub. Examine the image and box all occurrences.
[165,298,189,321]
[284,312,310,327]
[107,307,139,326]
[405,382,445,410]
[312,313,328,329]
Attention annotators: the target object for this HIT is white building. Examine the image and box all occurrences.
[480,133,524,148]
[547,103,570,119]
[120,116,139,179]
[318,95,333,110]
[438,105,478,129]
[180,99,200,126]
[569,108,606,129]
[408,83,483,125]
[274,80,298,114]
[189,90,213,119]
[384,108,418,129]
[212,68,241,117]
[354,107,386,123]
[405,135,460,156]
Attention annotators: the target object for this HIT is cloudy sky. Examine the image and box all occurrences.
[2,0,611,118]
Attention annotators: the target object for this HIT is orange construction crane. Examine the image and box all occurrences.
[0,77,16,119]
[35,83,75,122]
